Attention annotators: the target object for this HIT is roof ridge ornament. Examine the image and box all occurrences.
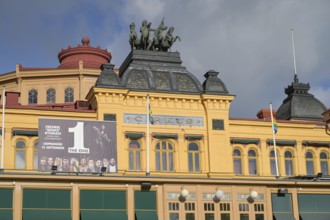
[129,19,181,52]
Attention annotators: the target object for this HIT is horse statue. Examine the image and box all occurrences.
[148,18,167,51]
[139,20,153,50]
[129,22,139,50]
[161,26,181,51]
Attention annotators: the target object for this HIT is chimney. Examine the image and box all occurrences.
[5,92,21,106]
[257,108,276,120]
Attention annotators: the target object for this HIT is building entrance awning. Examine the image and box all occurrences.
[273,213,295,220]
[299,213,330,219]
[80,210,127,220]
[23,210,71,220]
[135,210,158,220]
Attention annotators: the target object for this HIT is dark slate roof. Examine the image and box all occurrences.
[95,50,231,95]
[202,70,229,94]
[276,75,327,121]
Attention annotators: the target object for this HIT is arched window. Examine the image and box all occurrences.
[233,149,242,175]
[188,142,200,172]
[64,87,74,102]
[28,89,38,104]
[284,151,294,176]
[46,88,56,103]
[320,152,329,175]
[248,149,257,175]
[155,140,174,172]
[305,151,315,175]
[128,140,141,171]
[33,141,38,170]
[15,140,26,169]
[270,150,277,176]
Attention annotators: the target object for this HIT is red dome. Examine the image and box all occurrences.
[57,37,112,69]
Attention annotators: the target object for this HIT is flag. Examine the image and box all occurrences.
[270,103,278,134]
[273,117,278,134]
[148,103,154,124]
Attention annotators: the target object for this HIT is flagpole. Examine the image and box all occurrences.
[270,103,279,177]
[146,94,150,176]
[1,86,5,169]
[291,29,298,76]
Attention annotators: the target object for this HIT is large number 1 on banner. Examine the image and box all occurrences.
[68,122,90,154]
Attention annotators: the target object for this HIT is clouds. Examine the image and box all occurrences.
[0,0,329,117]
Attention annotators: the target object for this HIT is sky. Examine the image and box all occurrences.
[0,0,329,118]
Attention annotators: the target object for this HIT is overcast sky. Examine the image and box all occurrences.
[0,0,329,118]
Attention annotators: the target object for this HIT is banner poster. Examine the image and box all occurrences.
[38,118,117,173]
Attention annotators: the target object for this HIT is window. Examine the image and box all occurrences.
[188,142,200,172]
[270,150,277,176]
[46,88,56,103]
[238,203,249,220]
[185,202,196,220]
[15,140,26,169]
[320,152,329,175]
[305,151,315,175]
[204,203,215,220]
[33,141,38,170]
[156,140,174,172]
[168,202,179,220]
[64,87,74,102]
[284,151,294,176]
[233,149,242,175]
[128,140,141,171]
[248,149,257,175]
[28,89,38,104]
[220,203,231,220]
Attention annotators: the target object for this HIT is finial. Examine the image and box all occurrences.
[81,36,90,46]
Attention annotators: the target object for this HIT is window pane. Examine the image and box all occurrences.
[248,150,256,156]
[156,152,160,171]
[306,160,314,175]
[285,160,293,176]
[162,152,167,171]
[205,213,215,220]
[186,213,195,220]
[16,141,25,149]
[136,151,141,170]
[306,152,313,158]
[47,88,56,103]
[28,89,38,104]
[234,158,242,175]
[129,151,134,170]
[321,161,328,175]
[270,160,276,176]
[285,151,292,158]
[221,213,230,220]
[255,214,264,220]
[16,151,25,169]
[195,153,200,172]
[233,149,241,156]
[34,152,38,170]
[188,142,198,151]
[320,152,328,159]
[169,213,179,220]
[240,214,249,220]
[188,153,193,172]
[64,87,74,102]
[169,152,174,171]
[249,159,257,175]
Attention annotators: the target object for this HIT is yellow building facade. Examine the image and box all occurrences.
[0,37,329,220]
